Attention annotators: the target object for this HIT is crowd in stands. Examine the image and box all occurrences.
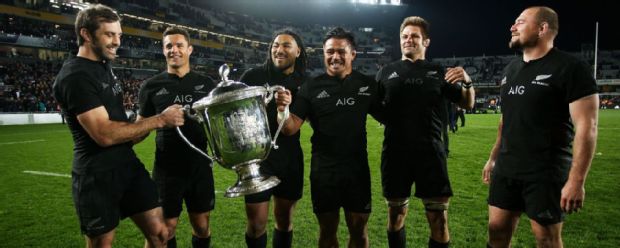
[0,61,60,112]
[1,0,619,113]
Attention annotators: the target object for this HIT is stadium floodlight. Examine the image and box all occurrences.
[350,0,401,6]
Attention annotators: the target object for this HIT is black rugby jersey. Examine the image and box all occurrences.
[240,66,306,167]
[495,48,598,181]
[138,71,215,151]
[291,71,382,168]
[376,59,462,149]
[53,57,137,174]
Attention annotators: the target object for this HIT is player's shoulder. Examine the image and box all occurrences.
[240,66,268,83]
[188,71,215,84]
[548,48,586,66]
[351,70,375,83]
[423,60,444,71]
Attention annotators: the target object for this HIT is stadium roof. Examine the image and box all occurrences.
[199,0,619,58]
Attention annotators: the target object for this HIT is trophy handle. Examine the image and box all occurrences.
[176,105,216,167]
[264,85,287,150]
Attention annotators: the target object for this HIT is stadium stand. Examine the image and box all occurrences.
[1,0,619,114]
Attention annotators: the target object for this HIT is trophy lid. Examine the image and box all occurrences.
[193,64,267,110]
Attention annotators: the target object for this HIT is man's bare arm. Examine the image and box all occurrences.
[561,93,599,213]
[77,104,184,147]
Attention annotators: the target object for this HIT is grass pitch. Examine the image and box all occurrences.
[0,110,618,247]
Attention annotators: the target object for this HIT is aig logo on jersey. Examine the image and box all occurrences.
[174,95,193,103]
[507,85,525,95]
[336,97,355,106]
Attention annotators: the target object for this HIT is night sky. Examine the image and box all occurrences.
[201,0,619,58]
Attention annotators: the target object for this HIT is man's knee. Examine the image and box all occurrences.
[246,220,267,237]
[386,198,409,231]
[188,212,211,238]
[273,206,294,231]
[192,224,211,238]
[531,221,563,248]
[145,226,169,247]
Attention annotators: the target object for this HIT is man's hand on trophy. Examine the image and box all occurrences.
[275,89,292,112]
[159,104,185,128]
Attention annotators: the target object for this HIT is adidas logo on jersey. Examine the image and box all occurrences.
[501,76,507,85]
[101,83,109,89]
[388,71,399,80]
[156,88,170,96]
[426,71,438,76]
[194,85,205,90]
[316,90,330,99]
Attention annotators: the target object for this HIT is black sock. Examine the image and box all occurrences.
[387,227,406,248]
[167,236,177,248]
[191,235,211,248]
[273,228,293,248]
[245,232,267,248]
[428,237,450,248]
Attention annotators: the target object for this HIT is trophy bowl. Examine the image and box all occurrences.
[177,64,286,197]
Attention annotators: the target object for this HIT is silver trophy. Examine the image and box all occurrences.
[177,64,288,197]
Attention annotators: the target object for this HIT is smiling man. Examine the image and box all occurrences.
[239,29,308,248]
[375,16,475,248]
[482,6,598,248]
[277,27,383,248]
[137,26,217,248]
[53,4,184,248]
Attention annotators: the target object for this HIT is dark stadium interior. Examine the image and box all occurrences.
[1,0,619,114]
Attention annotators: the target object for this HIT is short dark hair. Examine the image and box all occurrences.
[323,27,356,49]
[163,26,191,44]
[265,29,307,76]
[529,6,559,37]
[75,4,121,46]
[400,16,430,39]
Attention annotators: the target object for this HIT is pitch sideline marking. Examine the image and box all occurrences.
[0,139,46,145]
[23,170,71,178]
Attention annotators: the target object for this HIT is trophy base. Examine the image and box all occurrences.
[224,162,281,198]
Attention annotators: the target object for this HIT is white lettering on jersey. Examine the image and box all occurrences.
[174,95,193,103]
[336,97,356,106]
[508,86,525,95]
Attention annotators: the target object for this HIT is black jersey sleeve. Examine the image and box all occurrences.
[375,65,386,82]
[137,79,156,117]
[62,72,103,115]
[564,60,598,103]
[368,78,385,124]
[290,81,311,120]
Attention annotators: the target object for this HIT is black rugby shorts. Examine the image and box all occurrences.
[72,160,159,237]
[488,172,566,226]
